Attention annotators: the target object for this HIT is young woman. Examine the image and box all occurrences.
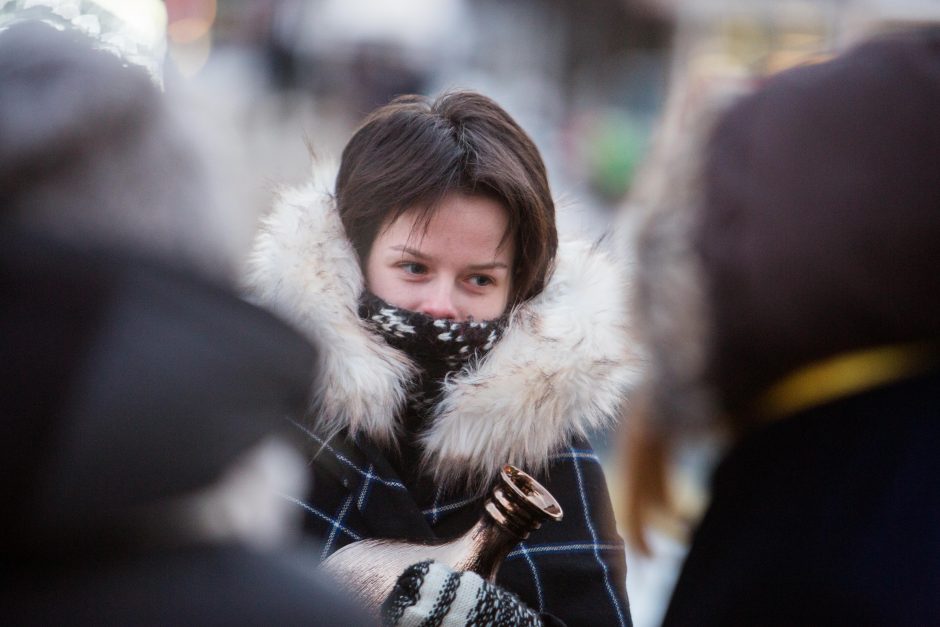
[248,92,636,625]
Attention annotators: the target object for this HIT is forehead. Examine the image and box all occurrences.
[379,193,513,260]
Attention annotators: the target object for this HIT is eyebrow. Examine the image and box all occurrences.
[390,245,430,259]
[390,246,509,271]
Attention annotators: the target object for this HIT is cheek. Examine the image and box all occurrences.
[364,263,417,309]
[498,284,512,312]
[363,254,380,293]
[471,285,511,320]
[364,262,393,300]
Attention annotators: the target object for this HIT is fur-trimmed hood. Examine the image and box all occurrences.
[246,180,638,488]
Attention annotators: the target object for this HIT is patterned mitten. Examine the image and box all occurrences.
[382,560,541,626]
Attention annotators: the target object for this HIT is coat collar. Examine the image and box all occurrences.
[246,179,638,490]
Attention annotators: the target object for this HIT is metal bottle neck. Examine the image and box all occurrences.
[482,465,564,539]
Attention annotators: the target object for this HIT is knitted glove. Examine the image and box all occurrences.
[382,560,542,627]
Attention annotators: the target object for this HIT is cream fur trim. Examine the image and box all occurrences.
[246,183,638,488]
[246,182,415,448]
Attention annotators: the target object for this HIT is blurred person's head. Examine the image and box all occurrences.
[0,20,243,283]
[625,27,940,545]
[335,92,558,320]
[0,22,315,556]
[698,28,940,420]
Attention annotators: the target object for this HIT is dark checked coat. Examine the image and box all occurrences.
[247,179,639,626]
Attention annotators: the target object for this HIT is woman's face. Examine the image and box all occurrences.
[365,193,514,321]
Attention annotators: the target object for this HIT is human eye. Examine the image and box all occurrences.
[398,262,427,276]
[468,274,494,288]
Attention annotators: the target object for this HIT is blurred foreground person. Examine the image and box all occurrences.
[0,22,369,625]
[627,28,940,626]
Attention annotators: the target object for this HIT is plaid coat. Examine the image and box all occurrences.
[248,180,638,626]
[290,425,631,626]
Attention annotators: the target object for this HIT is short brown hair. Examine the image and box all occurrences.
[335,91,557,307]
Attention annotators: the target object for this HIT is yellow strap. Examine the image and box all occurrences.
[755,343,935,419]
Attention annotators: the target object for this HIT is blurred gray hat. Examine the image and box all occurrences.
[0,20,237,281]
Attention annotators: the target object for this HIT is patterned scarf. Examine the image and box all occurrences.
[358,291,507,428]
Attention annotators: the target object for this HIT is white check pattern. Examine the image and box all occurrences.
[288,427,631,626]
[570,446,629,627]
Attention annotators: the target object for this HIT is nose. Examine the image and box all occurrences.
[419,283,459,320]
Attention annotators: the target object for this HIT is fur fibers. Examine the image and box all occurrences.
[623,83,745,436]
[246,182,638,489]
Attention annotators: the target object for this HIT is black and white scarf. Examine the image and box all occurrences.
[358,291,506,427]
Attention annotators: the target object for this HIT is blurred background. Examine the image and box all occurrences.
[166,0,672,241]
[3,0,938,625]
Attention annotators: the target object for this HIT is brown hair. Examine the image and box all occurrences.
[335,91,557,307]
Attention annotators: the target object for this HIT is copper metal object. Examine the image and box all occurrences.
[321,464,563,616]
